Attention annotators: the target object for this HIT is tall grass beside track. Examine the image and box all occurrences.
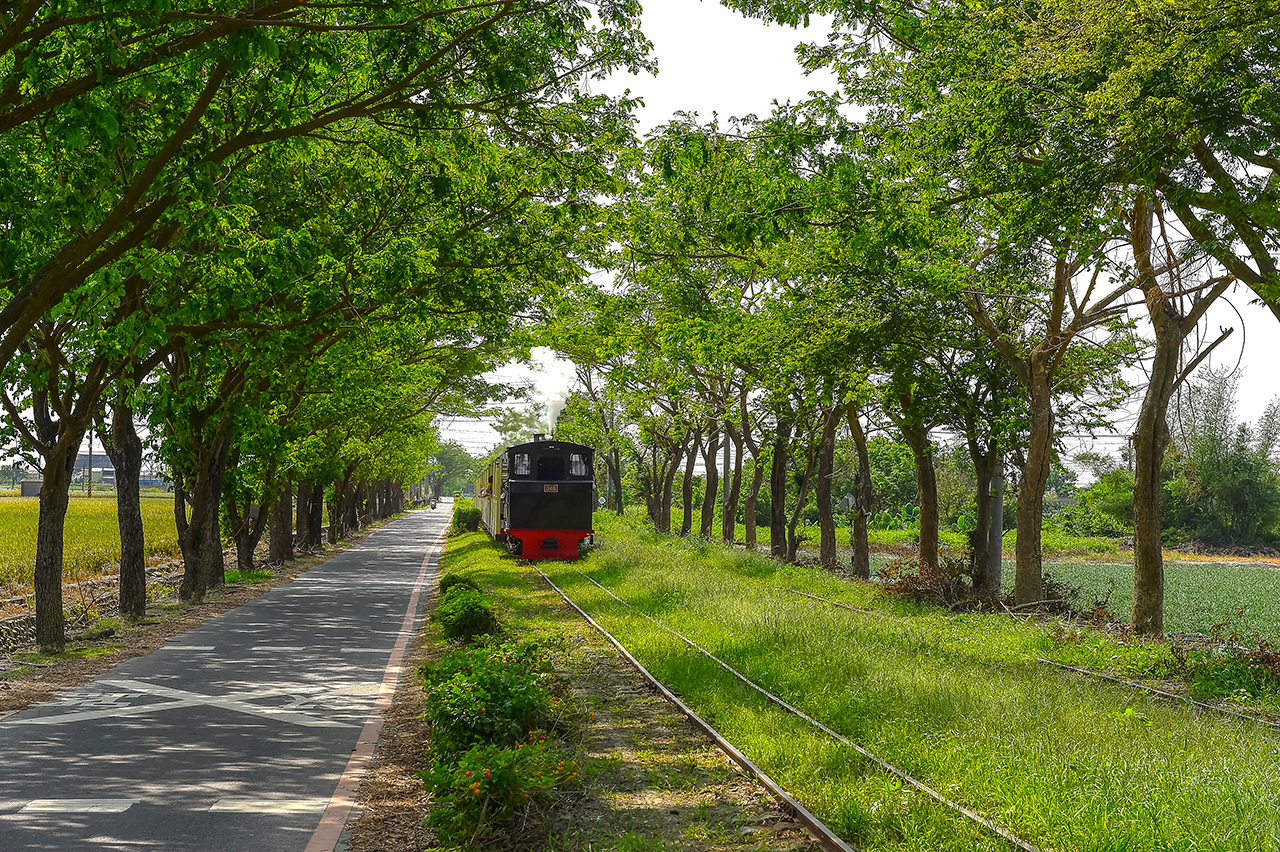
[445,516,1280,852]
[0,497,180,598]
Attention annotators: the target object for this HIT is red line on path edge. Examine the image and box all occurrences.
[304,524,445,852]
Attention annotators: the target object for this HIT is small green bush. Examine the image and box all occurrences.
[421,639,567,760]
[451,497,483,534]
[422,736,579,847]
[439,573,481,596]
[433,586,499,640]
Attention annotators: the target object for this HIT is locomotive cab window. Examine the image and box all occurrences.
[569,453,588,477]
[513,453,531,476]
[537,455,566,480]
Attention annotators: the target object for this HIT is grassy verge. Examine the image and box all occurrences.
[497,514,1280,852]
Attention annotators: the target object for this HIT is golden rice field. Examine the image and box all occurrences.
[0,497,179,598]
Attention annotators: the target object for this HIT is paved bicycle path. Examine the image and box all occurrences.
[0,508,447,852]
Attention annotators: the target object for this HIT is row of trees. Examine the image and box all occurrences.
[0,1,652,651]
[546,0,1280,637]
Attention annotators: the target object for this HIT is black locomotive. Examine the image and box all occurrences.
[475,435,595,560]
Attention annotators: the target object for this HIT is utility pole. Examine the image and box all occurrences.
[87,424,93,498]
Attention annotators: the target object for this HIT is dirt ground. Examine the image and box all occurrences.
[345,582,824,852]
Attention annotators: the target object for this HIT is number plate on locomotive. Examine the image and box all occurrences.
[543,484,559,492]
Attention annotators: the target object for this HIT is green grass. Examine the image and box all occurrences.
[224,568,273,584]
[447,516,1280,852]
[0,496,180,596]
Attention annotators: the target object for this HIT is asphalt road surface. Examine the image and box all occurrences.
[0,507,447,852]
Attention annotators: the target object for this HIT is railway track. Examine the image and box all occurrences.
[537,567,1047,852]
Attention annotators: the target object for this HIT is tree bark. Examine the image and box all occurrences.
[102,400,147,620]
[770,421,791,559]
[699,423,720,538]
[1127,195,1233,634]
[722,427,743,543]
[680,428,700,536]
[743,459,765,551]
[899,420,940,570]
[34,437,79,652]
[1015,364,1054,606]
[227,459,273,574]
[269,479,293,563]
[845,404,872,580]
[308,482,324,545]
[786,440,817,564]
[329,481,341,544]
[658,440,681,534]
[295,480,312,549]
[988,459,1004,595]
[968,441,1002,595]
[816,406,840,569]
[176,434,232,602]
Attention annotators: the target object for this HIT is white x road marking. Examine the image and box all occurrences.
[0,678,355,728]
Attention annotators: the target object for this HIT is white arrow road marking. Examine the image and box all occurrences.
[0,679,356,728]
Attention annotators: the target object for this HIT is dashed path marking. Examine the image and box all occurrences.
[19,800,137,813]
[210,798,330,814]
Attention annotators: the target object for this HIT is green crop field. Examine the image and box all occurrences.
[1002,558,1280,642]
[0,497,180,597]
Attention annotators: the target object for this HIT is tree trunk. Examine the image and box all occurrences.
[899,421,940,569]
[610,449,624,516]
[968,441,1001,595]
[743,458,765,551]
[816,406,840,569]
[344,476,358,532]
[329,481,341,544]
[227,463,272,574]
[658,440,681,534]
[1015,364,1054,606]
[269,480,293,563]
[680,428,700,536]
[786,441,818,564]
[34,438,79,652]
[103,400,146,620]
[699,424,720,538]
[846,404,872,580]
[722,428,743,543]
[308,482,324,545]
[770,422,790,559]
[988,458,1004,595]
[177,435,232,602]
[295,480,312,549]
[357,481,371,527]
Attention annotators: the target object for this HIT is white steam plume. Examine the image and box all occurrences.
[545,388,570,435]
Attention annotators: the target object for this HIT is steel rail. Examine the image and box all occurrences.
[785,587,1280,731]
[533,568,858,852]
[1038,658,1280,729]
[562,571,1046,852]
